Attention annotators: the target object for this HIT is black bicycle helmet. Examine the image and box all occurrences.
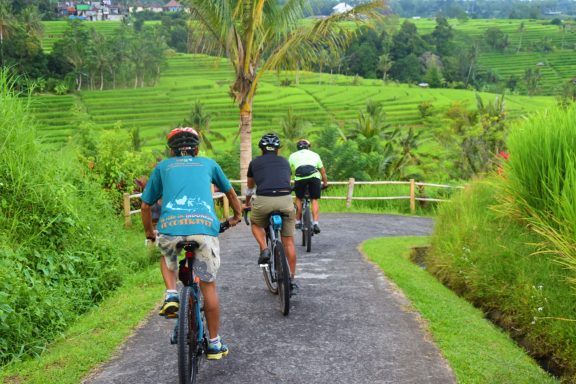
[258,133,281,152]
[296,139,310,150]
[167,127,200,152]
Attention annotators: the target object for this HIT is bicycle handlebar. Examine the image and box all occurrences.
[243,207,251,225]
[219,219,231,233]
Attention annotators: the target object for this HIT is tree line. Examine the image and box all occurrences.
[0,4,170,93]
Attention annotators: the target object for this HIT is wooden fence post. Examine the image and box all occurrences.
[346,178,355,208]
[409,179,416,215]
[123,192,132,227]
[223,194,229,218]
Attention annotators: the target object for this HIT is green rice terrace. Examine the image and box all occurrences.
[31,54,556,149]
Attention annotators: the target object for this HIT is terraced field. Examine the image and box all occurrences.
[42,20,125,52]
[32,54,556,149]
[410,18,576,93]
[41,18,576,95]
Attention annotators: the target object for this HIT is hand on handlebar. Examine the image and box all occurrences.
[228,215,242,227]
[322,182,329,190]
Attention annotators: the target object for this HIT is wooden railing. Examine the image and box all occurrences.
[122,190,230,227]
[123,178,463,226]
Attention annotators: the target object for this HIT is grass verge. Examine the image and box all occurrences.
[0,264,163,384]
[361,236,558,384]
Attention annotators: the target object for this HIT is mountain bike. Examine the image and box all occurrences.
[244,208,291,316]
[300,184,327,253]
[169,221,231,384]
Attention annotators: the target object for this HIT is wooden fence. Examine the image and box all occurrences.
[123,178,463,227]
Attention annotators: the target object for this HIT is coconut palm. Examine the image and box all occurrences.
[186,0,384,191]
[20,7,44,41]
[0,3,17,65]
[280,107,310,152]
[180,99,226,151]
[348,99,398,154]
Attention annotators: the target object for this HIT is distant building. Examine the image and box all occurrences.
[57,1,125,20]
[130,2,164,13]
[163,0,183,12]
[332,2,353,14]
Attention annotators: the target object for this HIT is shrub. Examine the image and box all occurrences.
[0,70,149,364]
[502,105,576,286]
[427,179,576,381]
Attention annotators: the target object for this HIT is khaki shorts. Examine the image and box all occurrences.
[157,234,220,282]
[251,195,295,237]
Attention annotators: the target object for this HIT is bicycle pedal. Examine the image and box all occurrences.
[259,264,269,268]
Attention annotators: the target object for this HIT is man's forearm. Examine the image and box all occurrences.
[141,203,155,237]
[320,168,328,184]
[225,188,242,218]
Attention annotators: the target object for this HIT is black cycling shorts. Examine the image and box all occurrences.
[294,178,322,199]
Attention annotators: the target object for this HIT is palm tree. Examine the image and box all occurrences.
[20,7,44,42]
[59,20,89,91]
[280,107,309,152]
[348,100,398,154]
[0,3,17,66]
[186,0,384,191]
[377,53,393,82]
[180,100,226,151]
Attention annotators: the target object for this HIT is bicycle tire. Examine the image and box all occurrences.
[301,227,306,247]
[303,203,312,252]
[274,240,290,316]
[178,286,200,384]
[262,249,279,294]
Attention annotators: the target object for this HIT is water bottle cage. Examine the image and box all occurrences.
[272,214,283,231]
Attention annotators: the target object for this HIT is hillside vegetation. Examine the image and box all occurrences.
[426,105,576,382]
[31,54,554,149]
[0,71,151,364]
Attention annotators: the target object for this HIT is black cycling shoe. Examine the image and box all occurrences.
[258,248,271,265]
[295,222,302,230]
[313,224,321,234]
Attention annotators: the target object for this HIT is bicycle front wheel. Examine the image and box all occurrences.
[274,240,290,316]
[178,286,200,384]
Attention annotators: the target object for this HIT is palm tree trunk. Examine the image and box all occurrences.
[100,69,104,91]
[239,102,253,195]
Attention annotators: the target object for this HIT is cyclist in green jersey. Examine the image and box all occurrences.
[288,139,328,234]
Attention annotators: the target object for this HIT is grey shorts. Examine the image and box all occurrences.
[251,195,296,237]
[157,234,220,282]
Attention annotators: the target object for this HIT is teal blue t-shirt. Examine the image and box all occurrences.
[141,156,232,236]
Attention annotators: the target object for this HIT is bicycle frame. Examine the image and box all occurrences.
[171,245,205,344]
[245,208,291,315]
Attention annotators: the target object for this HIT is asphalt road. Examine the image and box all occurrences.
[84,213,455,384]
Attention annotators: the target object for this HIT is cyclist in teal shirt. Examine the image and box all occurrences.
[141,127,242,360]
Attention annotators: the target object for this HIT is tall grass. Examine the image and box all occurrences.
[501,106,576,286]
[426,179,576,382]
[0,69,151,365]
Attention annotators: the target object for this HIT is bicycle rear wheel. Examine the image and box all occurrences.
[303,205,312,253]
[262,249,278,294]
[178,286,200,384]
[274,240,290,316]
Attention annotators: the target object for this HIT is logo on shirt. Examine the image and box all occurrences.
[165,195,214,215]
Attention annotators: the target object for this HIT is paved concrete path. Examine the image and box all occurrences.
[85,213,455,384]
